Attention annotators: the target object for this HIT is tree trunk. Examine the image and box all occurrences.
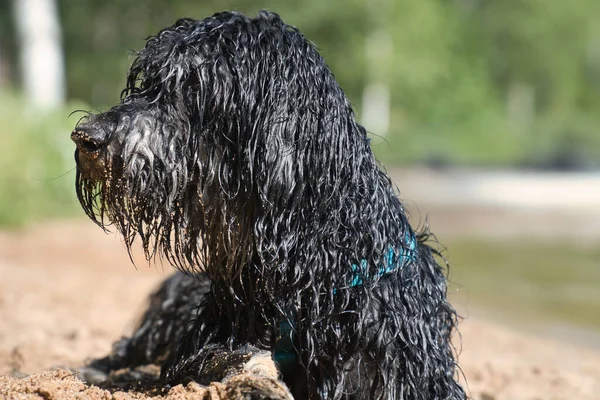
[13,0,65,108]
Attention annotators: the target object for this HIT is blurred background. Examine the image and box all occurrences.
[1,0,600,383]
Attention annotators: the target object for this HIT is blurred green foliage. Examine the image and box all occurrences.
[0,93,81,226]
[53,0,600,168]
[2,0,598,167]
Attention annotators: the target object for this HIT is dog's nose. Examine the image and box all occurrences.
[71,127,106,154]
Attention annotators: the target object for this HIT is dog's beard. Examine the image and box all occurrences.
[76,156,159,252]
[75,134,209,271]
[74,136,249,280]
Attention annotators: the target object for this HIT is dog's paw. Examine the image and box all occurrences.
[217,348,293,399]
[223,374,293,400]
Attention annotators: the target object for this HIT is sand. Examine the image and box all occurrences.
[1,221,599,399]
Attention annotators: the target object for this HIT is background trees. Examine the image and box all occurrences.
[2,0,599,167]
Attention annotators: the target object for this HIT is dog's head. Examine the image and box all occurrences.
[72,11,407,290]
[72,12,353,272]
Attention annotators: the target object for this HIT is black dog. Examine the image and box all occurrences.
[72,11,466,399]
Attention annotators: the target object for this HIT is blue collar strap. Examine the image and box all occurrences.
[349,232,417,287]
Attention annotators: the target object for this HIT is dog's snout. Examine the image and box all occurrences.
[71,111,123,155]
[71,128,106,154]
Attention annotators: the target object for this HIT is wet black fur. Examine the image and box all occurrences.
[73,11,466,399]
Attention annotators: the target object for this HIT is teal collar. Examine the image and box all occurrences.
[349,235,417,287]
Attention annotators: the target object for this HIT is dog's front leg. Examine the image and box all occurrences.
[162,343,293,399]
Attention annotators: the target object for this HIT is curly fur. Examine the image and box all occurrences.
[72,10,466,399]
